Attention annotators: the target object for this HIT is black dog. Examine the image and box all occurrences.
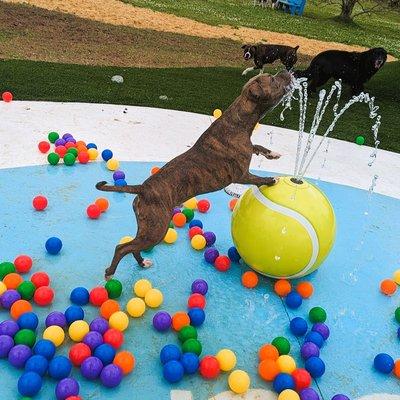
[242,44,299,75]
[295,47,387,94]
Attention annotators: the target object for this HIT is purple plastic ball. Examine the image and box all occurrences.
[62,133,73,140]
[300,388,320,400]
[83,331,103,351]
[203,232,216,246]
[80,356,103,380]
[204,247,219,264]
[332,396,350,400]
[90,317,109,335]
[1,289,21,309]
[55,138,66,146]
[45,311,67,328]
[55,377,79,400]
[191,279,208,295]
[172,207,181,215]
[65,137,76,144]
[312,323,330,340]
[100,364,123,388]
[0,335,14,358]
[0,320,19,337]
[301,342,320,360]
[113,170,125,181]
[153,311,172,332]
[8,344,32,368]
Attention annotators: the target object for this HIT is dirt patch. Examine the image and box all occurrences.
[4,0,396,61]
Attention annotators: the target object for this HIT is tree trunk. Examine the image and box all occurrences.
[340,0,357,20]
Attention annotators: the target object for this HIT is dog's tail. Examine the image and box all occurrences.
[96,181,142,194]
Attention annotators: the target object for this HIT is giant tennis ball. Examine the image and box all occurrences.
[231,177,335,279]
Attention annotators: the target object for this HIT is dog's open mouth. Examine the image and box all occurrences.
[374,58,385,69]
[244,52,252,61]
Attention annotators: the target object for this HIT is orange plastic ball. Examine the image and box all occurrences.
[258,359,280,381]
[274,279,292,297]
[296,281,314,299]
[172,213,187,228]
[259,344,279,361]
[114,351,135,375]
[229,198,238,211]
[172,311,190,331]
[100,299,120,320]
[75,141,86,147]
[380,279,397,296]
[95,198,109,213]
[241,271,259,288]
[394,359,400,379]
[151,166,160,175]
[10,299,32,320]
[3,273,23,289]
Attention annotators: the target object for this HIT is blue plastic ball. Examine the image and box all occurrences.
[18,371,43,397]
[228,246,241,263]
[115,179,127,187]
[64,305,84,325]
[48,356,72,380]
[273,373,295,393]
[285,291,303,309]
[160,344,181,365]
[94,344,116,366]
[305,331,325,348]
[101,149,113,161]
[188,308,205,327]
[17,312,39,331]
[180,352,199,374]
[189,219,203,229]
[163,360,184,383]
[86,143,97,149]
[290,317,308,336]
[25,354,49,376]
[305,356,326,378]
[374,353,394,374]
[45,237,63,255]
[70,287,89,306]
[33,339,56,360]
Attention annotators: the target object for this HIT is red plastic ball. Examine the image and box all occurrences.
[87,204,101,219]
[188,226,203,239]
[103,328,124,349]
[199,355,220,379]
[197,199,211,213]
[78,151,89,164]
[31,272,50,288]
[65,142,76,149]
[38,141,51,153]
[32,195,48,211]
[214,255,231,272]
[55,145,67,158]
[66,397,82,400]
[187,293,206,309]
[292,368,312,391]
[14,255,33,274]
[34,286,54,306]
[89,287,109,306]
[2,91,13,102]
[69,342,91,367]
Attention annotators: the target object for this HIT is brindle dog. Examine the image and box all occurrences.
[97,70,293,280]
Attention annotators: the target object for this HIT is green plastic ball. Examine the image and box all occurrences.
[271,336,290,355]
[182,208,195,222]
[105,279,122,299]
[182,338,202,355]
[14,329,37,348]
[63,153,76,166]
[17,281,36,300]
[47,152,60,165]
[178,325,197,343]
[395,307,400,324]
[168,221,174,229]
[309,306,327,323]
[0,261,16,279]
[48,131,59,143]
[67,148,78,157]
[355,135,365,145]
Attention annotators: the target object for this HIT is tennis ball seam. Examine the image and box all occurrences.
[252,186,319,279]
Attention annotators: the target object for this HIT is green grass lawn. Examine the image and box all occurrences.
[1,59,399,152]
[122,0,400,58]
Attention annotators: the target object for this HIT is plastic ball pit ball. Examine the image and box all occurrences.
[160,344,181,365]
[374,353,395,374]
[100,299,120,320]
[0,261,16,278]
[229,198,238,211]
[33,339,56,360]
[25,354,49,376]
[115,180,127,188]
[312,323,330,340]
[355,135,365,145]
[105,279,122,299]
[204,247,219,264]
[394,360,400,378]
[14,329,36,347]
[18,371,43,397]
[101,364,124,388]
[189,219,203,229]
[69,320,90,342]
[305,356,325,378]
[48,356,73,380]
[163,360,184,383]
[228,246,241,263]
[272,337,291,355]
[64,306,85,325]
[0,281,6,295]
[14,255,33,274]
[125,297,145,317]
[380,279,397,296]
[34,286,54,306]
[69,343,91,367]
[199,355,220,379]
[38,141,51,153]
[182,208,195,222]
[188,227,203,240]
[297,282,314,299]
[183,197,198,210]
[213,108,222,118]
[78,151,89,164]
[259,344,279,361]
[45,237,63,255]
[172,312,191,331]
[113,170,125,181]
[278,390,300,400]
[95,197,109,213]
[180,352,199,374]
[101,149,113,161]
[114,350,135,375]
[331,396,350,400]
[188,293,206,309]
[55,145,67,158]
[214,255,231,272]
[309,307,327,323]
[216,349,237,371]
[4,272,23,290]
[90,287,109,306]
[109,311,129,331]
[103,329,124,349]
[133,279,152,297]
[242,271,259,288]
[228,369,250,394]
[144,288,164,308]
[299,388,320,400]
[48,131,60,143]
[274,279,293,297]
[48,152,61,165]
[305,332,324,348]
[1,289,21,309]
[292,368,311,391]
[172,212,187,227]
[87,148,98,160]
[277,355,297,374]
[87,204,101,219]
[2,91,13,102]
[32,195,48,212]
[81,356,103,380]
[191,234,207,250]
[8,344,32,368]
[63,153,76,166]
[258,359,280,381]
[43,325,65,347]
[290,317,308,336]
[273,373,295,393]
[0,335,14,358]
[188,308,205,327]
[301,342,320,360]
[395,307,400,324]
[70,287,89,306]
[106,158,119,171]
[55,378,80,400]
[46,311,67,328]
[67,148,78,157]
[153,311,172,332]
[203,231,216,246]
[90,317,109,335]
[83,331,103,351]
[119,235,134,245]
[164,228,178,244]
[182,338,202,355]
[178,326,198,343]
[197,199,211,213]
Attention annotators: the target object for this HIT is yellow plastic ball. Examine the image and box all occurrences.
[0,281,7,295]
[133,279,152,297]
[228,370,250,394]
[109,311,130,331]
[277,355,296,373]
[126,297,146,317]
[182,197,197,210]
[43,325,65,347]
[232,176,336,278]
[216,349,237,372]
[278,389,300,400]
[213,109,222,119]
[68,320,90,342]
[119,235,134,245]
[191,234,207,250]
[393,269,400,285]
[164,228,178,244]
[144,288,163,308]
[254,122,260,131]
[106,158,119,171]
[87,148,98,160]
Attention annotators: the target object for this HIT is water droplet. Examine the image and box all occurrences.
[281,227,287,234]
[274,255,281,261]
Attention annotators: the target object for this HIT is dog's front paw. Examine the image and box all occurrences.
[267,151,282,160]
[242,70,248,76]
[142,259,153,269]
[266,177,279,186]
[104,268,113,281]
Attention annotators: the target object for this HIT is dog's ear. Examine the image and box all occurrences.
[293,45,299,52]
[251,46,257,54]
